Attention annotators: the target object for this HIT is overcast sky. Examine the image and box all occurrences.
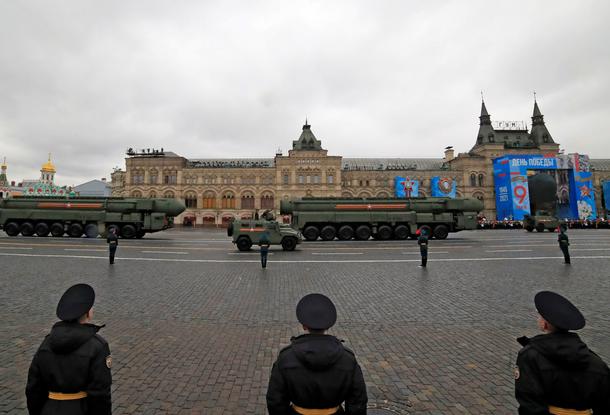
[1,1,609,186]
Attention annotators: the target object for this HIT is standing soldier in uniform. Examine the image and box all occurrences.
[26,283,112,415]
[558,224,570,264]
[106,228,118,265]
[267,293,368,414]
[259,231,271,269]
[515,291,610,414]
[417,228,429,267]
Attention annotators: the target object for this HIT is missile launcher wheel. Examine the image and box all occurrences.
[303,226,319,241]
[4,221,20,236]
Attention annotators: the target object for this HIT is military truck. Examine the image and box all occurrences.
[523,210,560,232]
[280,197,483,240]
[227,218,302,251]
[0,196,185,238]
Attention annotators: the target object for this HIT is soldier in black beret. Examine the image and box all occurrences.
[557,224,570,264]
[515,291,610,414]
[26,284,112,415]
[266,293,368,414]
[106,228,118,265]
[417,228,429,267]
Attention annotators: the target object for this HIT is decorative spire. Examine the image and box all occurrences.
[303,117,310,130]
[479,100,490,123]
[530,98,554,145]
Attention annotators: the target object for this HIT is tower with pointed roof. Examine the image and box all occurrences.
[529,100,555,146]
[474,100,496,146]
[292,120,323,151]
[0,157,8,186]
[40,153,56,185]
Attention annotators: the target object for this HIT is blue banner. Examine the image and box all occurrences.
[604,181,610,211]
[431,176,456,198]
[493,157,513,220]
[509,155,557,170]
[574,171,596,219]
[394,176,419,198]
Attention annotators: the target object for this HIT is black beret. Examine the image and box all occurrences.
[56,284,95,321]
[535,291,585,331]
[296,293,337,330]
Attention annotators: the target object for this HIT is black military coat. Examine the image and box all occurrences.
[106,233,118,247]
[417,235,428,256]
[26,322,112,415]
[266,334,367,415]
[558,233,569,247]
[515,332,610,414]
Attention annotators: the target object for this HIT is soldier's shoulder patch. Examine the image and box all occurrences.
[106,355,112,369]
[514,366,520,380]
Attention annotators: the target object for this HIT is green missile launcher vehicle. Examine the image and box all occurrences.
[280,197,483,241]
[0,196,185,238]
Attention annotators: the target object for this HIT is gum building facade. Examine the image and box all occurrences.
[111,101,610,226]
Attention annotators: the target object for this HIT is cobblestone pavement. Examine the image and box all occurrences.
[1,228,609,414]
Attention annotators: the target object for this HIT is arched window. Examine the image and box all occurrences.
[149,191,157,198]
[184,192,197,208]
[241,192,255,209]
[478,173,484,187]
[261,192,275,209]
[470,173,477,187]
[203,191,216,209]
[149,170,158,185]
[473,192,484,202]
[163,191,175,199]
[131,190,142,198]
[222,192,235,209]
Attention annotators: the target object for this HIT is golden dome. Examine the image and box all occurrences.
[41,154,56,173]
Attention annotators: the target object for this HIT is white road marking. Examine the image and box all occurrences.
[486,249,533,253]
[0,247,33,250]
[227,252,274,255]
[311,252,364,255]
[571,248,610,251]
[403,251,449,254]
[64,248,106,252]
[141,251,189,255]
[1,252,609,263]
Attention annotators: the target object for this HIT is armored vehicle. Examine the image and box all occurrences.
[523,210,560,232]
[280,197,483,241]
[228,219,302,251]
[0,196,185,238]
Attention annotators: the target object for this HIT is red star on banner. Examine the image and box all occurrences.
[579,185,591,198]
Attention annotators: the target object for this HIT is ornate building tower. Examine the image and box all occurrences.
[40,154,56,185]
[0,157,8,187]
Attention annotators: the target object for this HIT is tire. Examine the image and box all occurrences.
[281,237,297,251]
[227,222,233,237]
[4,221,20,236]
[394,224,409,240]
[136,230,145,239]
[303,226,320,241]
[20,222,35,237]
[355,225,371,240]
[68,223,84,238]
[320,225,336,241]
[337,225,354,241]
[433,224,449,240]
[50,222,65,237]
[121,224,137,239]
[35,222,50,237]
[418,225,432,238]
[536,224,545,232]
[84,223,99,238]
[236,236,252,251]
[525,226,534,232]
[376,225,393,240]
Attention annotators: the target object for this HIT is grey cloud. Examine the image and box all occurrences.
[1,0,609,184]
